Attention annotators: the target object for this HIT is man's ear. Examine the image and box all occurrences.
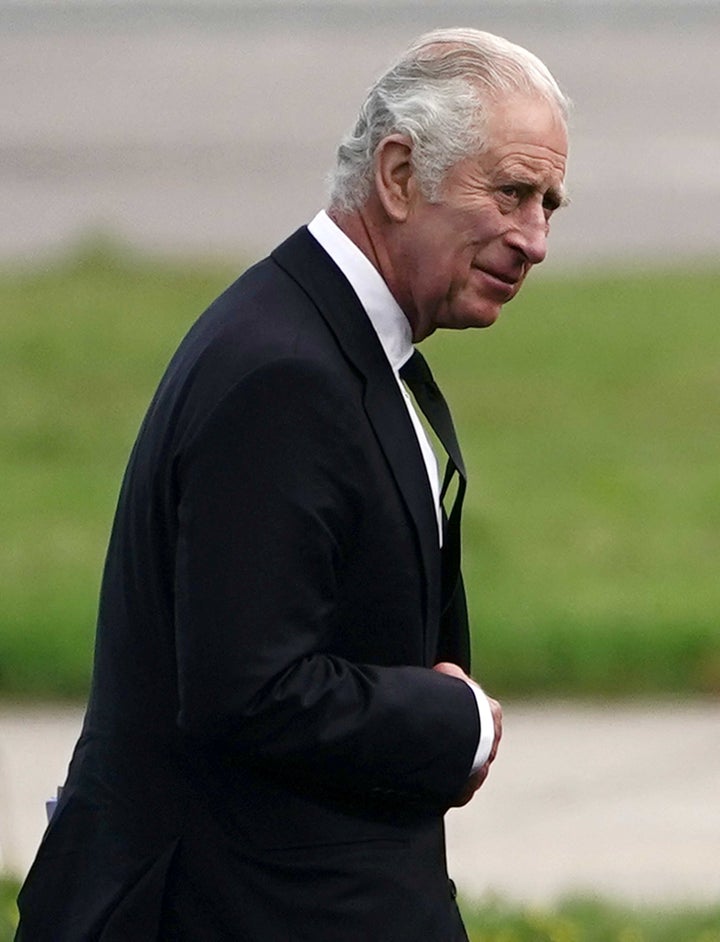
[374,135,417,223]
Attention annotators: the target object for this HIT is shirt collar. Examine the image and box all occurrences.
[307,210,413,373]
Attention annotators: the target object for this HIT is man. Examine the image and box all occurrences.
[16,27,568,942]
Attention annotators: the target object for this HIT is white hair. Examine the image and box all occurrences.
[328,28,570,212]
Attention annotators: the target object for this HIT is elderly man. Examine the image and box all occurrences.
[16,27,568,942]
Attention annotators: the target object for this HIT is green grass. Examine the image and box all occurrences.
[0,877,19,942]
[1,876,719,942]
[0,242,233,698]
[462,895,720,942]
[429,265,720,697]
[1,243,718,699]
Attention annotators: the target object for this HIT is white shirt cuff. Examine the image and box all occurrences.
[465,680,496,774]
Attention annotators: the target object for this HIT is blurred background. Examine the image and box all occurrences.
[3,0,720,267]
[1,2,719,939]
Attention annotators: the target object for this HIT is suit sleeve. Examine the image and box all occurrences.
[173,357,479,808]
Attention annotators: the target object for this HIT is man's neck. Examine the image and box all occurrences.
[327,204,420,341]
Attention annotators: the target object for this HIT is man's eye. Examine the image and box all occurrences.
[496,186,521,210]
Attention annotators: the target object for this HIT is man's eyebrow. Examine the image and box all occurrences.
[541,183,570,210]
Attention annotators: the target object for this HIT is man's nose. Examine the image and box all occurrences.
[506,204,549,265]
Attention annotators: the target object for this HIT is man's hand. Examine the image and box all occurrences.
[433,662,503,807]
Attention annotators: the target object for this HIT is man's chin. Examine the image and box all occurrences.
[428,300,505,335]
[456,302,504,330]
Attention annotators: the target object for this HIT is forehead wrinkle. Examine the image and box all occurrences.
[494,137,567,158]
[493,152,566,188]
[493,144,566,170]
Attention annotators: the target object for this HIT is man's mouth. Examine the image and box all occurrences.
[480,266,518,286]
[473,265,520,297]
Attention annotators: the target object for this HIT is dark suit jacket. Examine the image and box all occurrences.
[16,228,479,941]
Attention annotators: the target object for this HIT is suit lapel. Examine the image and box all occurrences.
[272,228,441,651]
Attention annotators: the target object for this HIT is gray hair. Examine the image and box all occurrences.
[328,28,570,212]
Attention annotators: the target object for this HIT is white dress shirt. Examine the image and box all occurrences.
[307,210,495,775]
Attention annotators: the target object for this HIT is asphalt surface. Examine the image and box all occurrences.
[2,700,718,905]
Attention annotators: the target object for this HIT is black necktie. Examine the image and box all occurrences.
[400,350,465,486]
[400,349,466,601]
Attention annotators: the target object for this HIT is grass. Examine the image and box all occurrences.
[0,241,232,698]
[429,265,720,697]
[461,895,720,941]
[1,875,719,942]
[0,878,19,942]
[0,242,718,699]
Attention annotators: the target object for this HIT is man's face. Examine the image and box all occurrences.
[389,94,568,339]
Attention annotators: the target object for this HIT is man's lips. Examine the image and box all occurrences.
[475,264,519,285]
[472,264,522,296]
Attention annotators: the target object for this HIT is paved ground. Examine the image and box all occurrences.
[2,701,718,905]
